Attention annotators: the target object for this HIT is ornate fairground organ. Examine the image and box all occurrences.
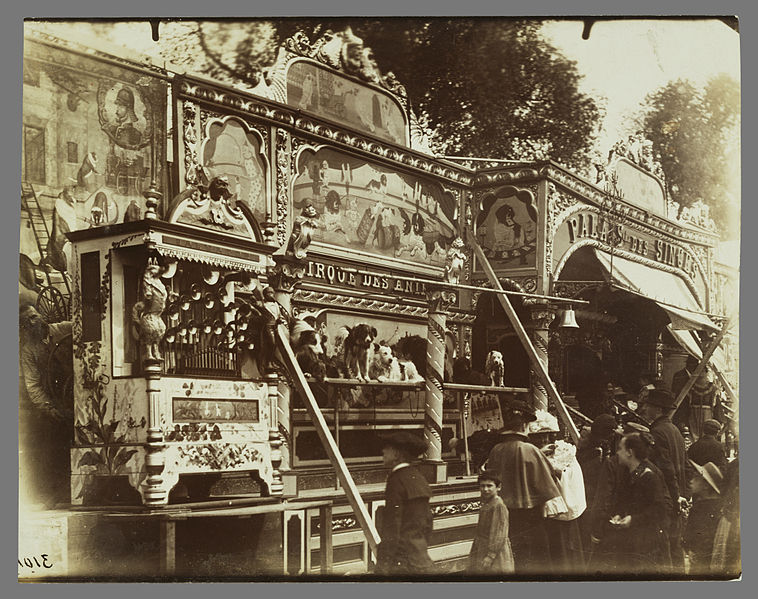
[67,204,284,506]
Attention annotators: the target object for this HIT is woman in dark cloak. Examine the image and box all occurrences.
[483,400,568,575]
[610,432,672,576]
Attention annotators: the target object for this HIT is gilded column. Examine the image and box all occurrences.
[265,371,284,496]
[135,247,170,506]
[424,286,455,481]
[269,254,307,496]
[143,359,168,505]
[528,301,556,412]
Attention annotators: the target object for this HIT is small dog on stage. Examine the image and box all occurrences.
[343,324,378,382]
[485,350,505,387]
[369,342,403,382]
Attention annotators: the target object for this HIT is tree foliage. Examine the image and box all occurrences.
[637,74,740,238]
[155,18,603,171]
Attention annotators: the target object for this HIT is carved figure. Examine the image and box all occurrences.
[132,258,168,362]
[343,323,378,382]
[485,350,505,387]
[258,286,283,374]
[369,342,403,382]
[445,237,467,287]
[208,175,235,224]
[287,203,319,259]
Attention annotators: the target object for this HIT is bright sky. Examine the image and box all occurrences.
[541,18,741,153]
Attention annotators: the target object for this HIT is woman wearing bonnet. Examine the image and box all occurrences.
[529,409,587,575]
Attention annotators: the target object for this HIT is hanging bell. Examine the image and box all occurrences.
[190,283,202,301]
[559,306,580,329]
[204,293,216,309]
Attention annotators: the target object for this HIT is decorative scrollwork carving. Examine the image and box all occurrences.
[275,129,290,246]
[426,286,457,314]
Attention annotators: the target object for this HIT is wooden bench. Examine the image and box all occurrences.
[99,498,334,576]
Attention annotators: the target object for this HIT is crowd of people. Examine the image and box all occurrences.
[375,385,740,580]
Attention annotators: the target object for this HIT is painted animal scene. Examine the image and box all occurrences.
[292,148,457,267]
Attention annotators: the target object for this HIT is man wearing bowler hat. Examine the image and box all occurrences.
[375,431,435,576]
[641,388,688,574]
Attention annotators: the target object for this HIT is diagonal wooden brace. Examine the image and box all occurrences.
[673,319,733,411]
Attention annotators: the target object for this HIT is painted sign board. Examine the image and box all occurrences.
[286,59,408,146]
[612,158,667,218]
[552,209,708,303]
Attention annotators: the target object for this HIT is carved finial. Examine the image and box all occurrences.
[143,180,162,220]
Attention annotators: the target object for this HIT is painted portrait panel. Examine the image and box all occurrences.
[474,187,538,269]
[21,40,167,277]
[287,60,408,146]
[97,82,153,150]
[292,147,457,268]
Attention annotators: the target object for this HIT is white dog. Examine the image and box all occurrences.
[485,350,505,387]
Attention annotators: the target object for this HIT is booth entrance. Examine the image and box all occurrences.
[472,287,530,389]
[551,246,701,415]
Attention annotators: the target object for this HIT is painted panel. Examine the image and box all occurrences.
[474,187,538,270]
[293,147,456,268]
[613,158,667,218]
[201,117,267,223]
[172,398,260,423]
[286,59,407,146]
[22,42,167,274]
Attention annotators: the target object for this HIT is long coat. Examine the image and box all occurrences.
[468,495,515,575]
[484,432,567,574]
[649,415,687,502]
[683,497,722,575]
[688,436,727,473]
[614,461,672,575]
[376,465,435,576]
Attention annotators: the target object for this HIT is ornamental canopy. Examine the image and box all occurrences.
[592,249,717,331]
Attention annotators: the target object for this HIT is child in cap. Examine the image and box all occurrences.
[468,472,515,575]
[375,431,435,576]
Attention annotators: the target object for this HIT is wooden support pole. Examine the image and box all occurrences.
[159,520,176,576]
[319,503,333,575]
[469,231,580,443]
[673,320,732,411]
[275,324,381,554]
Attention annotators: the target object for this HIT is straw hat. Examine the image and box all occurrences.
[689,460,724,494]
